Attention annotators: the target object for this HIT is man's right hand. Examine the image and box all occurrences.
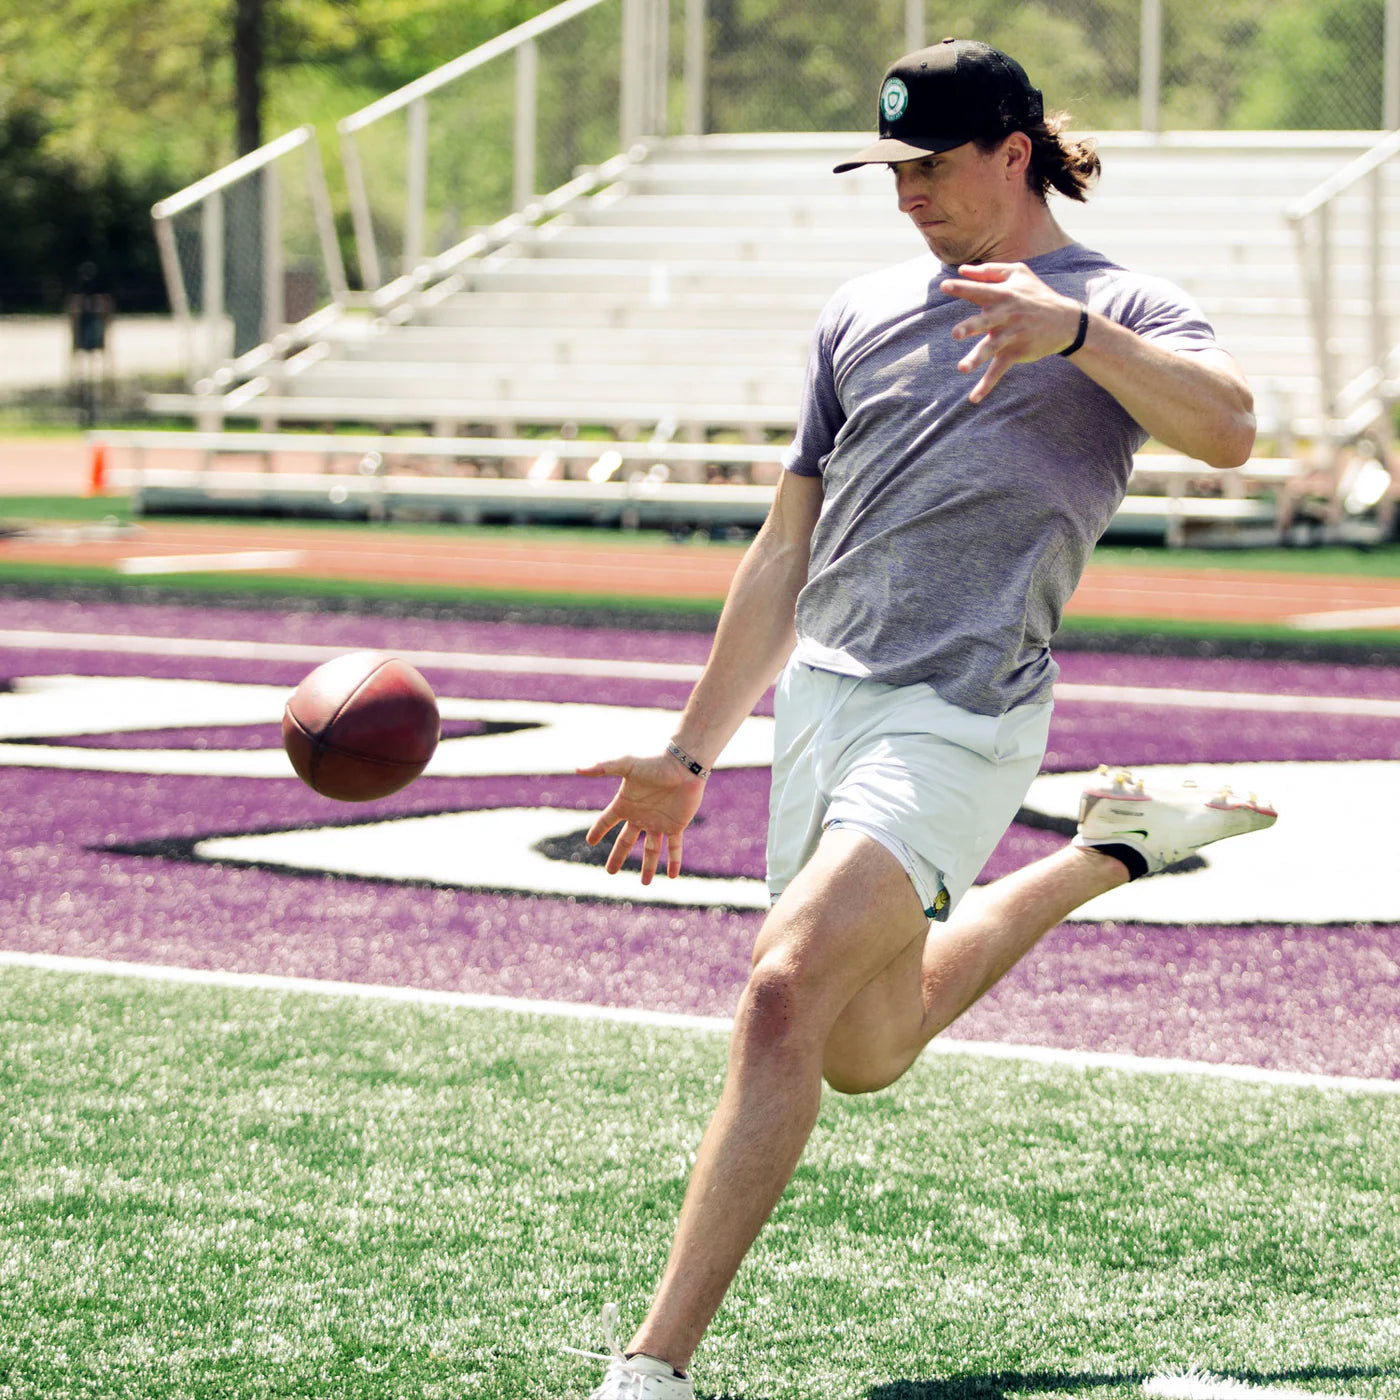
[577,751,708,884]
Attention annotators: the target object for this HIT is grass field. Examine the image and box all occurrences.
[2,965,1399,1400]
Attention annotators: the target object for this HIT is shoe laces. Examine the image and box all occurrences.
[563,1302,655,1397]
[562,1300,626,1366]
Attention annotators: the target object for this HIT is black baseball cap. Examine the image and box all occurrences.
[833,38,1045,173]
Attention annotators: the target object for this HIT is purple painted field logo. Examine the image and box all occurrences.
[0,671,1389,923]
[4,610,1399,1077]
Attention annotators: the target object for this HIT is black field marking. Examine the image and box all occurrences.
[94,809,751,908]
[535,814,709,868]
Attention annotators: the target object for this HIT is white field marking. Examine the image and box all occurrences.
[1051,682,1400,719]
[196,807,771,909]
[3,630,1400,716]
[1290,603,1400,631]
[1025,760,1400,924]
[116,550,306,576]
[2,951,1398,1097]
[0,629,704,682]
[1146,1368,1359,1400]
[0,678,775,775]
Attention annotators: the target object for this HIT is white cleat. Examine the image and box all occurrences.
[1073,765,1278,878]
[564,1304,695,1400]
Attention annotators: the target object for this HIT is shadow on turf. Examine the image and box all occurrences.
[866,1362,1400,1400]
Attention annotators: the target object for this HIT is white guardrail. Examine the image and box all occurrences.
[1287,126,1400,448]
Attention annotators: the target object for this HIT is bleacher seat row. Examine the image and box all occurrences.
[128,131,1400,543]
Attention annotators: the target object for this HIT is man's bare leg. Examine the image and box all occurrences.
[822,845,1129,1094]
[624,838,1129,1371]
[625,828,931,1371]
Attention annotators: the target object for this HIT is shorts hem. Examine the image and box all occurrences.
[825,818,948,921]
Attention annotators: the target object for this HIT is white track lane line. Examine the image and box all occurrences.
[1290,604,1400,631]
[1147,1369,1361,1400]
[116,551,306,575]
[3,630,1399,715]
[2,952,1397,1096]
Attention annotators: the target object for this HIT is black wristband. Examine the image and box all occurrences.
[1059,305,1090,358]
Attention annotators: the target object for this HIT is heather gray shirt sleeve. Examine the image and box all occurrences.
[783,292,848,479]
[784,243,1223,715]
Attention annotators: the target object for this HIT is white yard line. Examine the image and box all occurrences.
[2,951,1397,1096]
[115,551,306,575]
[1147,1369,1361,1400]
[2,630,1399,714]
[0,629,704,682]
[1051,682,1400,718]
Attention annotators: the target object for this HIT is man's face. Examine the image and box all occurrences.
[890,138,1021,265]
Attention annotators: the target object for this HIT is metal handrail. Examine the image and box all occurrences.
[1287,127,1400,221]
[337,0,611,135]
[336,0,670,295]
[1285,128,1400,452]
[152,128,316,221]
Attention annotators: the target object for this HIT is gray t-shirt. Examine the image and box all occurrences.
[784,241,1220,715]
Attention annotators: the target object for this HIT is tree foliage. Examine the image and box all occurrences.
[0,0,557,309]
[0,0,1390,312]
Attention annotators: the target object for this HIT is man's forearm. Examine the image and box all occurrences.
[670,475,821,769]
[1073,315,1256,469]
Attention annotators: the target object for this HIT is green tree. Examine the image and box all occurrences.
[0,0,558,310]
[1229,0,1386,129]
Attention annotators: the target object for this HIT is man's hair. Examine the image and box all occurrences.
[976,111,1101,203]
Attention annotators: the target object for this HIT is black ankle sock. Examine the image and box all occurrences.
[626,1352,687,1379]
[1092,843,1149,881]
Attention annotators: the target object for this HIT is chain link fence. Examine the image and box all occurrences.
[698,0,1398,135]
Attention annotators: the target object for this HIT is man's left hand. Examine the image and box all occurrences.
[941,262,1085,403]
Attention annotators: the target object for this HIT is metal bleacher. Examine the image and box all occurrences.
[110,16,1400,546]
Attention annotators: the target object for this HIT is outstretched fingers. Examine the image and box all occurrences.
[590,815,682,883]
[609,819,642,876]
[577,751,697,881]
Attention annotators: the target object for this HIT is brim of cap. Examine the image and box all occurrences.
[832,134,973,173]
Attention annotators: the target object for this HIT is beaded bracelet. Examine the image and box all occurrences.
[666,741,712,781]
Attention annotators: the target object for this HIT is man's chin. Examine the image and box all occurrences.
[918,228,969,264]
[924,236,966,265]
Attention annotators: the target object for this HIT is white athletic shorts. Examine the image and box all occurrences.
[765,661,1053,920]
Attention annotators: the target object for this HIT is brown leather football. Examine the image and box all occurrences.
[282,651,440,801]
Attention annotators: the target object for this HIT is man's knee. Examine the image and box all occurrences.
[734,956,830,1058]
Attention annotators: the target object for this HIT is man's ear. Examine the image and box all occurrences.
[1002,130,1033,178]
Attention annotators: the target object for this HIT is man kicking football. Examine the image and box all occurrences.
[575,37,1277,1399]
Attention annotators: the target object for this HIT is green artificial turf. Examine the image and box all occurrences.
[0,494,745,547]
[2,967,1398,1400]
[0,494,135,523]
[1090,544,1400,578]
[1054,611,1400,652]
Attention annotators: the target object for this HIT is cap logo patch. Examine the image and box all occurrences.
[880,75,909,121]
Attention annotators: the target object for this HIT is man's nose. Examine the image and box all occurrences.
[895,172,926,213]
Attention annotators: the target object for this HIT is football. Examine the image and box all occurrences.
[282,651,440,801]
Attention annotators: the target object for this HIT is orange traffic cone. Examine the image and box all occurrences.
[87,442,107,496]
